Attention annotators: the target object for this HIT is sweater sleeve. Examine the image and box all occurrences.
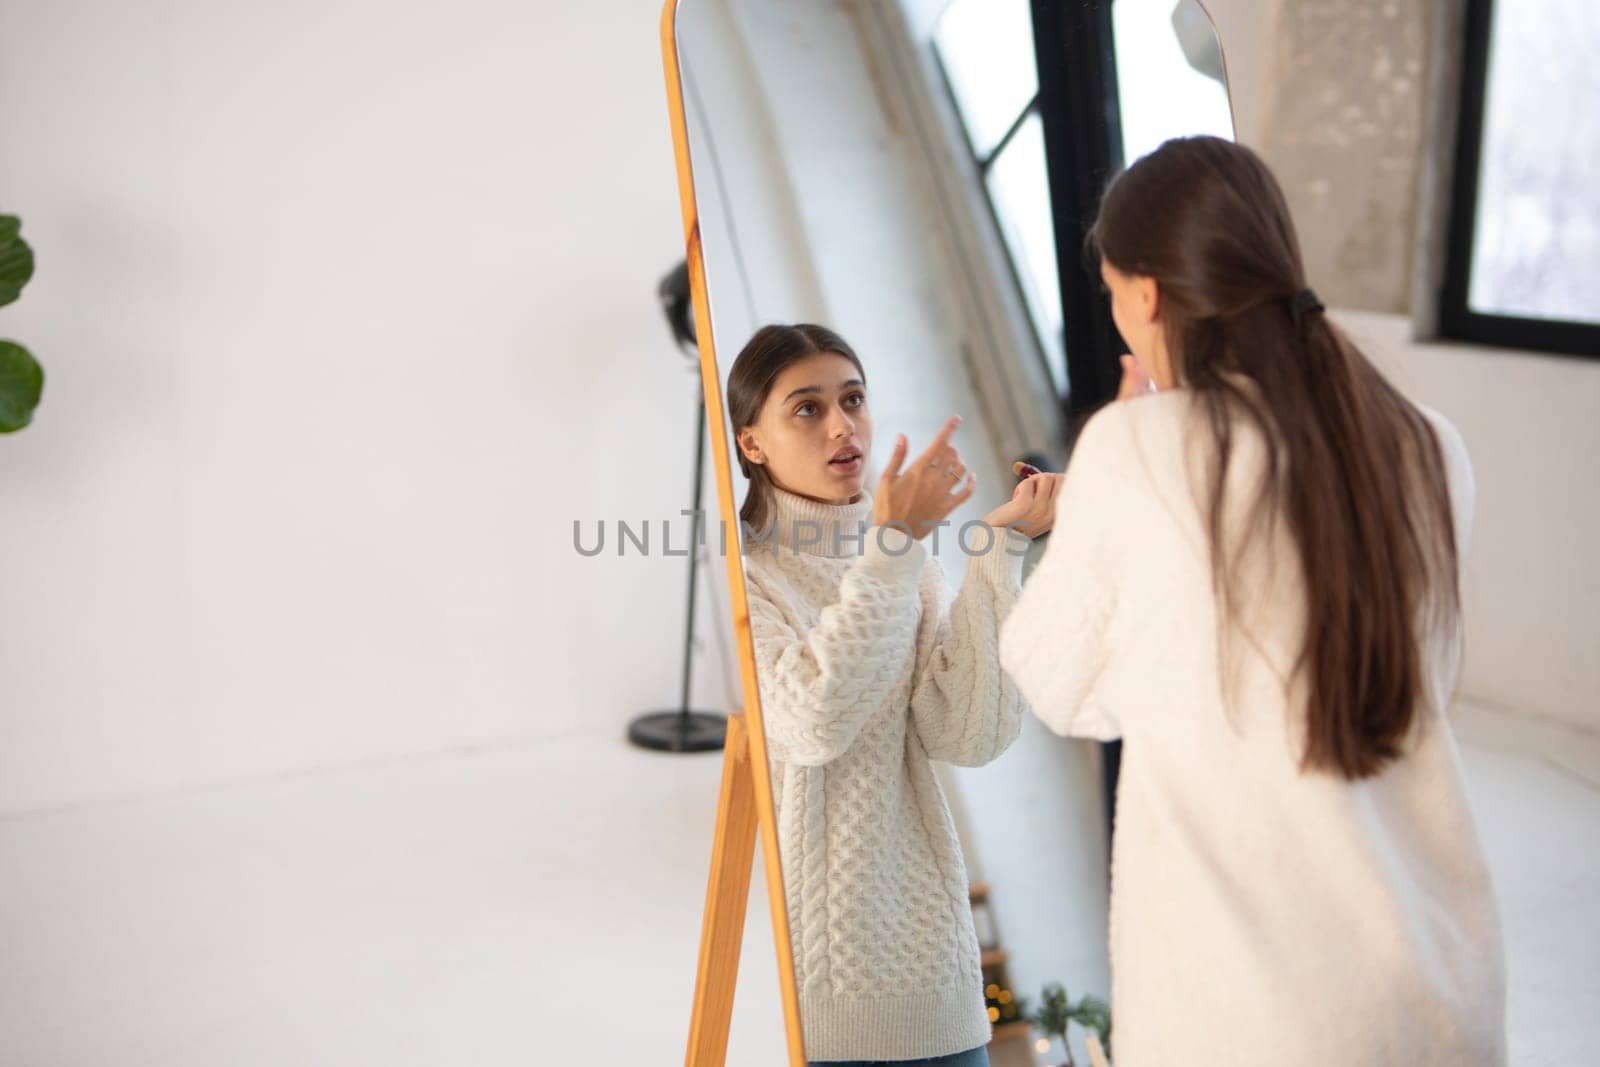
[747,525,928,767]
[1415,402,1476,713]
[998,407,1130,741]
[908,530,1029,767]
[1420,403,1476,603]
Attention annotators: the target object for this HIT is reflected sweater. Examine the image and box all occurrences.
[742,483,1028,1062]
[998,392,1506,1067]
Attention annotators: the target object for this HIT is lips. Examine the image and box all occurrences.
[829,447,861,464]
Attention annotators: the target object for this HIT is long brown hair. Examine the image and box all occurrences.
[727,323,866,535]
[1087,136,1460,780]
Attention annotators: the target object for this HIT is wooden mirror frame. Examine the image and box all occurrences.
[658,2,807,1065]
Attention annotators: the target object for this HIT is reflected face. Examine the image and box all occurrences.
[738,352,872,506]
[1101,258,1175,389]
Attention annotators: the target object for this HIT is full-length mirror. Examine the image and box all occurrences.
[673,2,1232,1064]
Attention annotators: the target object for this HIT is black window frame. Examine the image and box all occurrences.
[1030,0,1125,422]
[1029,0,1127,857]
[928,1,1130,420]
[928,21,1064,401]
[1439,0,1600,358]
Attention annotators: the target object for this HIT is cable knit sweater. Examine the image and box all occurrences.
[742,482,1028,1062]
[998,392,1506,1067]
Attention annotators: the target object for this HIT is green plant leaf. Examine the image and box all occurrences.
[1072,993,1112,1040]
[0,214,36,308]
[1029,981,1073,1039]
[0,340,44,432]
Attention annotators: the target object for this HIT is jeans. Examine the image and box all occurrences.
[809,1045,991,1067]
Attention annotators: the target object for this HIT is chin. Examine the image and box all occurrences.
[821,474,863,503]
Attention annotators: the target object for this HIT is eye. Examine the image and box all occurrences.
[845,391,865,407]
[795,401,816,416]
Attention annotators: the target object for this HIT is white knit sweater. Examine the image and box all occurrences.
[998,392,1507,1066]
[742,483,1028,1062]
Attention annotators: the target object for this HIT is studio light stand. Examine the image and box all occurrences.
[627,261,728,753]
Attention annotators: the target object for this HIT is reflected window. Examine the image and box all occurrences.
[932,0,1236,396]
[933,0,1067,394]
[984,113,1065,394]
[933,0,1037,158]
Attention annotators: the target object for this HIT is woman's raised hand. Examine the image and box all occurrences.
[986,467,1062,540]
[873,414,978,541]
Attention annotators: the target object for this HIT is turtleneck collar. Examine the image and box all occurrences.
[760,482,876,558]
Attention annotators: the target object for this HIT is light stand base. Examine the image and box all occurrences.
[628,709,727,753]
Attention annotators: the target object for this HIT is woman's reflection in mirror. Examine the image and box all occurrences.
[728,323,1059,1067]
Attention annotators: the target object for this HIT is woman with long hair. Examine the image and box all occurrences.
[999,135,1506,1065]
[728,323,1060,1067]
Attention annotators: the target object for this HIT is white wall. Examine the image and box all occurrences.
[1336,311,1600,733]
[0,0,712,815]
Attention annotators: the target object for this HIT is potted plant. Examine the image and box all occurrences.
[1028,981,1111,1067]
[0,214,43,433]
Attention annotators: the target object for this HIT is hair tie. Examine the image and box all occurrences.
[1289,287,1324,326]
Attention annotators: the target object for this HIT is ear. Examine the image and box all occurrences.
[1135,274,1161,325]
[736,426,763,464]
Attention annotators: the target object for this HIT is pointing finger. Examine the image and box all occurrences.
[882,433,908,482]
[921,414,962,461]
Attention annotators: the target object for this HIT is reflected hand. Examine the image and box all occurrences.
[985,469,1062,540]
[873,414,978,541]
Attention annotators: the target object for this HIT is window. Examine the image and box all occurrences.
[933,0,1236,401]
[1441,0,1600,356]
[933,0,1068,396]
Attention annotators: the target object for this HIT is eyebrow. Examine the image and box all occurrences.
[781,378,865,404]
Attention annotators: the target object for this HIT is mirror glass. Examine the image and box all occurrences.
[674,2,1232,1063]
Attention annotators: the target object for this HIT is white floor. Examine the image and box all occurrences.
[0,703,1594,1066]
